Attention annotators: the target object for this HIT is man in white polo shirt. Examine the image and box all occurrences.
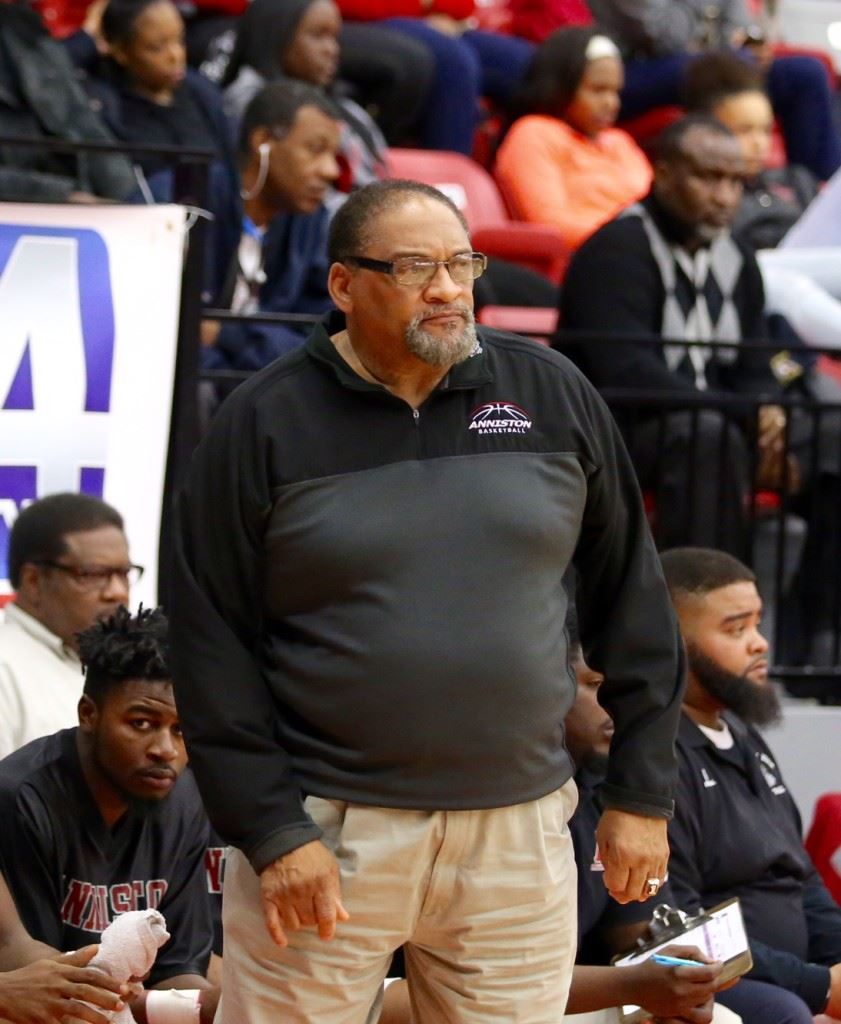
[0,492,138,758]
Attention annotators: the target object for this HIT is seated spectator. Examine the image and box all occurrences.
[0,0,135,202]
[0,871,128,1023]
[0,606,219,1023]
[0,493,137,759]
[682,52,818,253]
[587,0,841,181]
[559,115,841,661]
[201,80,340,372]
[683,51,841,352]
[331,21,433,147]
[660,546,841,1023]
[220,0,387,191]
[336,0,535,154]
[495,27,652,250]
[87,0,239,223]
[559,115,781,555]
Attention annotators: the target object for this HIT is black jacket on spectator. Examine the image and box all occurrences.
[202,201,333,371]
[558,192,780,402]
[668,712,841,1013]
[87,65,235,180]
[0,3,136,202]
[86,65,240,304]
[573,768,661,965]
[731,165,820,254]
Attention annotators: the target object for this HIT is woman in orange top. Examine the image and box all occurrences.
[495,27,652,251]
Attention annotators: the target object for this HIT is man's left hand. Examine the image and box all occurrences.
[595,808,669,904]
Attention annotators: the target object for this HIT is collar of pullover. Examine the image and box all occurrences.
[306,310,494,395]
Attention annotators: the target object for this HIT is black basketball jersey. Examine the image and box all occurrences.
[0,728,213,985]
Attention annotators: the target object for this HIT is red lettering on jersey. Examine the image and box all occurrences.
[132,880,145,905]
[61,880,94,928]
[146,880,167,908]
[204,848,226,894]
[82,886,109,933]
[110,883,136,915]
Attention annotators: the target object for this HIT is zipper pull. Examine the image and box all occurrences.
[413,408,420,424]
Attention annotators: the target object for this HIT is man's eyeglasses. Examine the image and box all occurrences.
[346,252,488,287]
[35,561,144,591]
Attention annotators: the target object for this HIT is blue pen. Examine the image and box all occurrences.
[652,954,707,968]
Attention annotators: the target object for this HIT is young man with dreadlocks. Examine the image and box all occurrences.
[0,606,219,1023]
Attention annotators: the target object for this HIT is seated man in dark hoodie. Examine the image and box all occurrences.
[0,0,135,203]
[201,79,341,372]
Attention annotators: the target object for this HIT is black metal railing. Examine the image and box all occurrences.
[557,329,841,698]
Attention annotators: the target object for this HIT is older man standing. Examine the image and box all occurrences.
[171,179,685,1024]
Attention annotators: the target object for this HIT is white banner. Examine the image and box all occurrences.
[0,203,186,608]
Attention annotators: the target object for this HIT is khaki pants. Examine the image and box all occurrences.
[218,781,579,1023]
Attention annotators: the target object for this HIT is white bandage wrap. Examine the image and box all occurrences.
[145,989,202,1024]
[585,34,621,62]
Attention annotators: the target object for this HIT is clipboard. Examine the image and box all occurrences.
[610,898,753,1024]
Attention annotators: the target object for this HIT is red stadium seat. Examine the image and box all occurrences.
[805,792,841,906]
[477,305,557,344]
[385,147,570,282]
[619,105,683,151]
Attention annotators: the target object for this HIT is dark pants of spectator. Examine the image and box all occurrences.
[338,23,435,146]
[620,52,841,181]
[382,19,535,153]
[716,978,814,1024]
[626,409,749,555]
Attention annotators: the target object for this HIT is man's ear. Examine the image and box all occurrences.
[109,41,130,68]
[16,562,43,606]
[248,126,272,154]
[653,160,674,197]
[328,261,353,313]
[78,694,99,733]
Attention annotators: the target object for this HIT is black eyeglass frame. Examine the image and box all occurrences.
[34,560,145,589]
[345,252,488,285]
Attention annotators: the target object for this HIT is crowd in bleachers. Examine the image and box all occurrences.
[4,0,841,1021]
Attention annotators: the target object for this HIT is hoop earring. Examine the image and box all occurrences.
[240,142,270,201]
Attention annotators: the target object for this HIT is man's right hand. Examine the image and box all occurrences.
[259,840,350,948]
[0,945,126,1024]
[825,961,841,1018]
[630,945,723,1022]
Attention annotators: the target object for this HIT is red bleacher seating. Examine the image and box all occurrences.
[477,305,557,344]
[806,793,841,906]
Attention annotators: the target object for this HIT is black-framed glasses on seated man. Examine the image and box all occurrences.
[346,252,488,287]
[34,561,145,591]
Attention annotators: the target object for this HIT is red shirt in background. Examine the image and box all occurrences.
[335,0,475,20]
[508,0,592,42]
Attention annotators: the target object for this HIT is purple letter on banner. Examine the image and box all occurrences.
[0,225,114,590]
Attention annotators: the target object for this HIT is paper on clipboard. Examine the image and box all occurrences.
[611,898,753,1024]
